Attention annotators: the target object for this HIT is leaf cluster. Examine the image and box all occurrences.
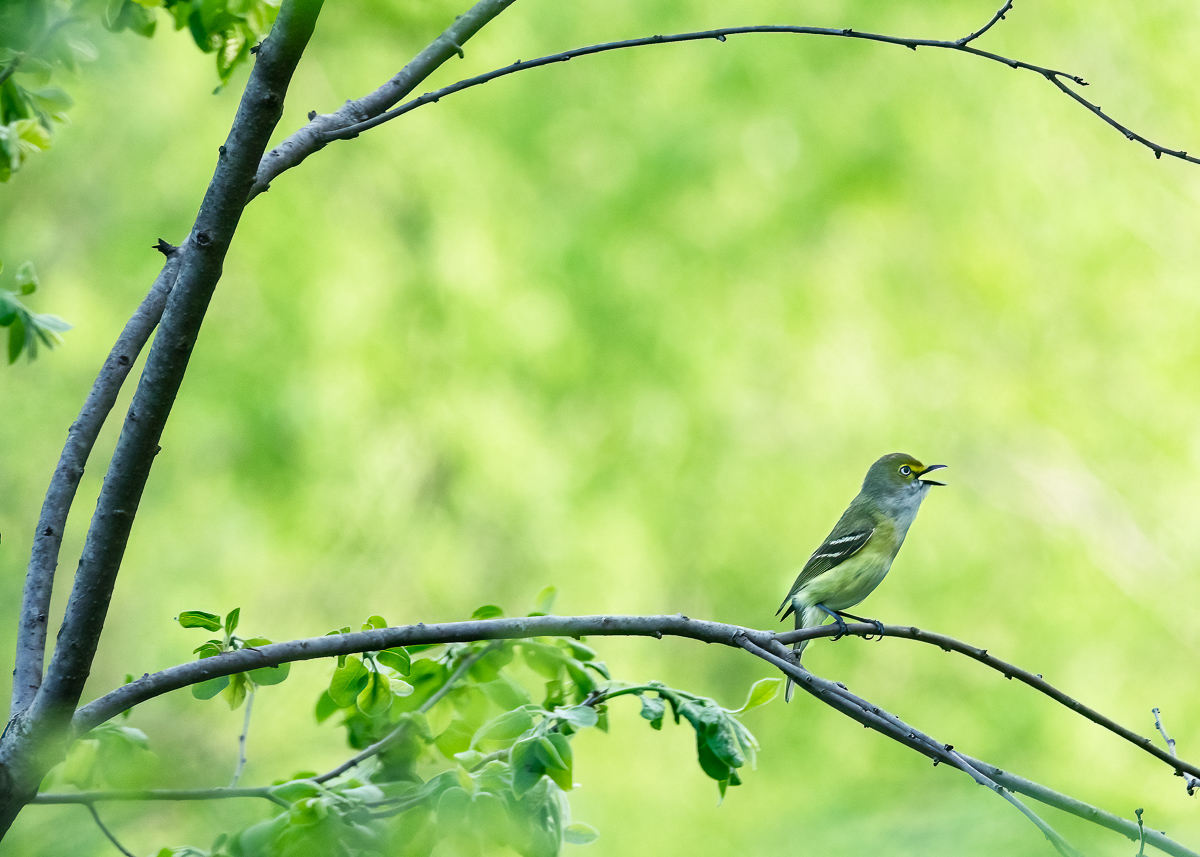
[91,597,779,857]
[179,607,291,708]
[0,259,70,362]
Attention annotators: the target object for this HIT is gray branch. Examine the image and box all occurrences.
[247,0,519,200]
[25,0,326,736]
[31,614,1198,855]
[1153,708,1200,795]
[288,8,1199,174]
[775,623,1200,783]
[10,251,182,719]
[86,803,136,857]
[0,0,326,837]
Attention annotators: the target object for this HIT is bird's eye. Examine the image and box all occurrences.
[899,465,912,476]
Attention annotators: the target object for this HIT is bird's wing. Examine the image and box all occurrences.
[777,527,875,621]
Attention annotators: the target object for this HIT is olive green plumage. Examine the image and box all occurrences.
[778,453,945,702]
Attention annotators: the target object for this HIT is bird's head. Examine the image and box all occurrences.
[862,453,947,501]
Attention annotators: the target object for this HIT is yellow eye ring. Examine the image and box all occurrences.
[899,465,912,476]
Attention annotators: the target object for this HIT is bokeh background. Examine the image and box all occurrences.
[3,0,1200,854]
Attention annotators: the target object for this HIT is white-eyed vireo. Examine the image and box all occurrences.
[778,453,945,701]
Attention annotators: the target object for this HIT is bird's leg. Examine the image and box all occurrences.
[836,610,886,640]
[816,604,848,641]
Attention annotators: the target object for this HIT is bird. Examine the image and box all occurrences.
[777,453,945,702]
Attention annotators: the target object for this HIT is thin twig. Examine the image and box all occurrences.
[248,0,519,198]
[311,12,1198,170]
[313,642,497,784]
[229,689,255,787]
[10,253,182,719]
[32,787,282,805]
[776,622,1200,783]
[1153,708,1200,795]
[956,0,1014,46]
[85,804,136,857]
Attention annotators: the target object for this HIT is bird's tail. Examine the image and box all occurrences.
[784,603,823,703]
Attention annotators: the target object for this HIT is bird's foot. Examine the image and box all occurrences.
[837,611,886,641]
[829,614,849,641]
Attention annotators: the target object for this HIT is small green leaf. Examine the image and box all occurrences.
[558,705,598,730]
[269,779,321,803]
[560,639,597,662]
[178,611,222,632]
[534,736,567,772]
[357,669,393,716]
[224,607,240,634]
[314,690,340,722]
[193,641,223,658]
[531,585,557,615]
[329,656,369,707]
[509,740,544,798]
[564,823,599,845]
[471,605,504,620]
[15,262,37,295]
[471,708,535,747]
[376,647,411,675]
[639,695,665,729]
[222,672,248,709]
[249,662,290,686]
[192,675,230,700]
[453,749,485,770]
[362,614,387,631]
[733,677,782,714]
[8,314,25,364]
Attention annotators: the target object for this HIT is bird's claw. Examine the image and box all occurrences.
[830,615,849,641]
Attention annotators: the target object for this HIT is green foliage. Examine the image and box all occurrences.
[149,603,777,857]
[0,0,277,183]
[0,258,70,362]
[43,721,151,791]
[177,606,290,707]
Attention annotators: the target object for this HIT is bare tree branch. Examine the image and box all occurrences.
[1153,708,1200,796]
[737,634,1083,857]
[776,623,1200,783]
[22,0,326,740]
[0,0,326,837]
[229,689,254,788]
[85,803,136,857]
[956,0,1014,46]
[298,10,1200,171]
[32,786,281,805]
[247,0,519,200]
[11,251,182,720]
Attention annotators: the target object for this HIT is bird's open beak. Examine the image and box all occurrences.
[918,464,947,486]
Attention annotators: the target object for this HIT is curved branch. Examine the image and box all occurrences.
[73,615,1200,786]
[776,622,1200,783]
[302,11,1199,171]
[247,0,519,199]
[39,614,1200,856]
[11,251,182,719]
[956,0,1013,46]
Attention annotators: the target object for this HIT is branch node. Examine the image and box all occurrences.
[307,110,317,120]
[715,33,726,42]
[153,239,178,257]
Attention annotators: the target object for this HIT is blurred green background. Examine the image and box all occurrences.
[3,0,1200,854]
